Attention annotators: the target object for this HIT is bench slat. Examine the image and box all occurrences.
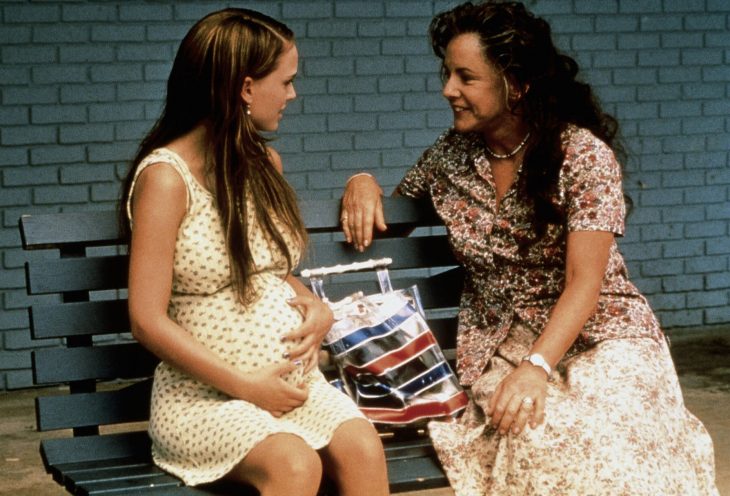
[66,464,170,493]
[77,473,183,496]
[19,211,120,250]
[36,380,152,431]
[302,235,456,271]
[18,198,439,250]
[110,487,222,495]
[383,436,435,459]
[27,282,458,342]
[74,473,255,496]
[26,235,454,297]
[25,255,128,295]
[299,197,440,232]
[33,343,158,385]
[427,317,458,350]
[30,300,130,339]
[387,456,449,492]
[41,431,151,469]
[52,458,152,484]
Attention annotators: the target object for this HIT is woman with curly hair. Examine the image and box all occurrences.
[340,2,717,494]
[120,8,388,495]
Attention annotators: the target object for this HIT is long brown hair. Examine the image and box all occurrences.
[430,1,627,241]
[120,8,307,303]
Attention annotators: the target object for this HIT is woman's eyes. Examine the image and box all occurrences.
[442,72,474,84]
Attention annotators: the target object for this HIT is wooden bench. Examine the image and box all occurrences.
[19,197,463,496]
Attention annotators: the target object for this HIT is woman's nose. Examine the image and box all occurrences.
[442,76,458,100]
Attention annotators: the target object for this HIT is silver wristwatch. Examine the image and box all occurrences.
[522,353,552,376]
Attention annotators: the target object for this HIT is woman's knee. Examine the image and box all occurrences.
[323,419,389,494]
[332,419,386,466]
[276,448,322,486]
[356,427,387,465]
[230,434,323,493]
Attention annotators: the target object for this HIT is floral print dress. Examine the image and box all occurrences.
[127,149,363,486]
[396,126,718,495]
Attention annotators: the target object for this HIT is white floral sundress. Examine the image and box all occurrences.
[127,148,363,486]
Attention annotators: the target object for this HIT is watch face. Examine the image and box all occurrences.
[525,354,550,375]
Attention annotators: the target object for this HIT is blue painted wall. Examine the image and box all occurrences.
[1,0,728,389]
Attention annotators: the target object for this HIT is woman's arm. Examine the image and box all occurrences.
[341,174,388,252]
[128,163,307,416]
[487,230,613,434]
[340,133,447,250]
[527,230,613,366]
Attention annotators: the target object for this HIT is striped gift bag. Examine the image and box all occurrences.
[302,258,468,425]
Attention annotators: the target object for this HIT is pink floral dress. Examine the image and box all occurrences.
[396,126,718,495]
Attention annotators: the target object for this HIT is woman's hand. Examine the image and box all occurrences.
[282,294,334,373]
[242,361,309,417]
[486,363,547,436]
[341,174,387,252]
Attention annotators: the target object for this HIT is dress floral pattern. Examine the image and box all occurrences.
[127,148,363,486]
[428,324,718,495]
[396,127,718,494]
[397,125,662,386]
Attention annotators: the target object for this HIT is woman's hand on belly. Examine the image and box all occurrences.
[239,360,309,417]
[282,293,334,373]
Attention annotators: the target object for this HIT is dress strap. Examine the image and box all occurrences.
[125,148,195,226]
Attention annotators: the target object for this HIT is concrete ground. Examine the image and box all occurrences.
[1,328,728,496]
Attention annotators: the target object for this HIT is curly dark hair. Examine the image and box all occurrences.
[429,1,626,239]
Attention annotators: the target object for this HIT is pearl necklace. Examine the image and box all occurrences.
[485,132,531,159]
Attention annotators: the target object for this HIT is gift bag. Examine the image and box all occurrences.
[301,258,468,425]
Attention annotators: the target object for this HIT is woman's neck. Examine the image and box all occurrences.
[481,120,530,159]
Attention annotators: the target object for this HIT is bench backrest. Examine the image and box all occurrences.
[20,197,462,444]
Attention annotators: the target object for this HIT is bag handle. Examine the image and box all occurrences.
[301,258,393,301]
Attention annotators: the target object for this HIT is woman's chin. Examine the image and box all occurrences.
[256,123,280,133]
[452,121,477,134]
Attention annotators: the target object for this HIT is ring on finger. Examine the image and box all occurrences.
[522,397,534,408]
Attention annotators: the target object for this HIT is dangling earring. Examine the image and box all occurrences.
[245,104,251,116]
